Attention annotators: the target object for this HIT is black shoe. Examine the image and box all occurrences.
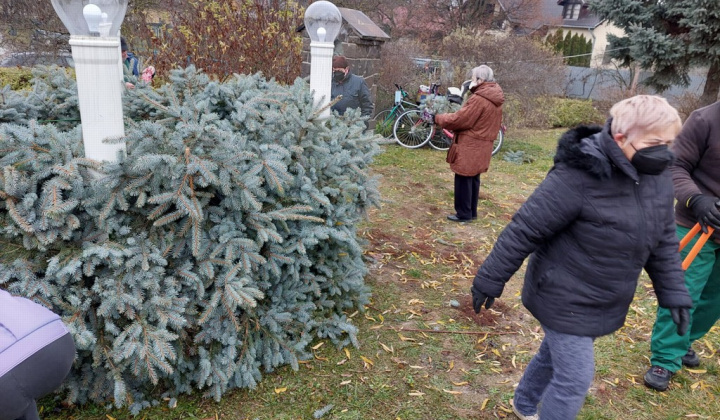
[447,215,471,222]
[644,366,673,391]
[682,348,700,367]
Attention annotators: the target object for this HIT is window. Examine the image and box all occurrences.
[563,2,582,20]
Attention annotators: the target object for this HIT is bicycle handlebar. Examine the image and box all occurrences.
[395,83,409,98]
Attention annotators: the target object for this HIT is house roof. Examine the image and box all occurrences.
[497,0,603,33]
[338,8,390,40]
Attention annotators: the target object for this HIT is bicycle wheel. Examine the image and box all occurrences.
[372,109,395,139]
[428,129,452,151]
[492,128,504,156]
[393,110,434,149]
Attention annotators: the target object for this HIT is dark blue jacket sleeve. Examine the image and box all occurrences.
[474,165,583,297]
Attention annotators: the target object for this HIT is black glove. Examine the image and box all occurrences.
[471,283,495,314]
[688,194,720,233]
[670,307,690,336]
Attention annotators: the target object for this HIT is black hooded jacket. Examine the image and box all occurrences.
[475,122,692,337]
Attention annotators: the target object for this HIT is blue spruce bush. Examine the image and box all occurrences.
[0,67,380,412]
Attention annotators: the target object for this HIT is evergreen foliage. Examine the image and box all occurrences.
[562,31,573,59]
[591,0,720,105]
[546,30,591,67]
[0,67,380,412]
[545,29,564,54]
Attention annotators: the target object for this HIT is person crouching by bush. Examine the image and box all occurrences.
[0,289,75,420]
[470,95,692,419]
[431,65,504,223]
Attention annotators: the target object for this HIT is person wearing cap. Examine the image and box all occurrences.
[121,37,139,78]
[330,55,374,120]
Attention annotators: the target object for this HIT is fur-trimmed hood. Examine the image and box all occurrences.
[554,120,639,181]
[474,120,691,338]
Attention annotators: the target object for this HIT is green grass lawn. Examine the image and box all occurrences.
[43,129,720,419]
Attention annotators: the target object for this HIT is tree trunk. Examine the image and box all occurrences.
[700,60,720,107]
[629,63,640,96]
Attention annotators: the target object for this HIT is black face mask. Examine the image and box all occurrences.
[333,71,346,82]
[631,144,674,175]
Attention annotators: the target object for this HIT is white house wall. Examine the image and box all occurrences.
[589,21,625,68]
[547,21,625,69]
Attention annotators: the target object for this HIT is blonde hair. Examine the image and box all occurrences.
[610,95,682,144]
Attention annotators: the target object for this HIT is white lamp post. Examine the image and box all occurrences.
[51,0,128,163]
[304,1,342,118]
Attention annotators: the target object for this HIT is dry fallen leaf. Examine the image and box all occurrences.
[274,387,287,394]
[452,381,469,386]
[360,355,375,368]
[481,398,489,410]
[443,389,462,395]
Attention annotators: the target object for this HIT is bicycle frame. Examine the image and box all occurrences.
[374,84,419,135]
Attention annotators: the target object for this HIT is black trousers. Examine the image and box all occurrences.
[454,173,481,220]
[0,333,75,420]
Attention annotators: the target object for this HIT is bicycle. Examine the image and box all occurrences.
[425,121,506,155]
[391,83,442,146]
[372,84,419,138]
[393,91,505,155]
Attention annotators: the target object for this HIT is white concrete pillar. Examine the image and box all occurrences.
[69,36,126,163]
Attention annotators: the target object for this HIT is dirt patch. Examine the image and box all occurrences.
[455,294,512,327]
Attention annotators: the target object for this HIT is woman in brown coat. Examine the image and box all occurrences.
[435,65,504,222]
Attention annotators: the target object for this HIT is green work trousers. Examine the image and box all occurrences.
[650,225,720,372]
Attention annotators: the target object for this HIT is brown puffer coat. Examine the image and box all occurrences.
[435,82,504,176]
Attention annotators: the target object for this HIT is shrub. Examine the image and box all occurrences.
[439,29,565,99]
[502,96,604,129]
[669,91,703,121]
[548,98,605,128]
[503,95,554,129]
[375,39,433,111]
[134,0,303,83]
[0,66,380,412]
[0,67,34,90]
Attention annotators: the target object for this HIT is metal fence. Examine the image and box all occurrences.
[563,66,706,104]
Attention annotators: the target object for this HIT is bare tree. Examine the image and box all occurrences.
[0,0,172,57]
[147,0,304,83]
[0,0,66,55]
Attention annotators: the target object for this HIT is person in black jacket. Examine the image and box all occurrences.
[330,55,374,119]
[470,95,692,420]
